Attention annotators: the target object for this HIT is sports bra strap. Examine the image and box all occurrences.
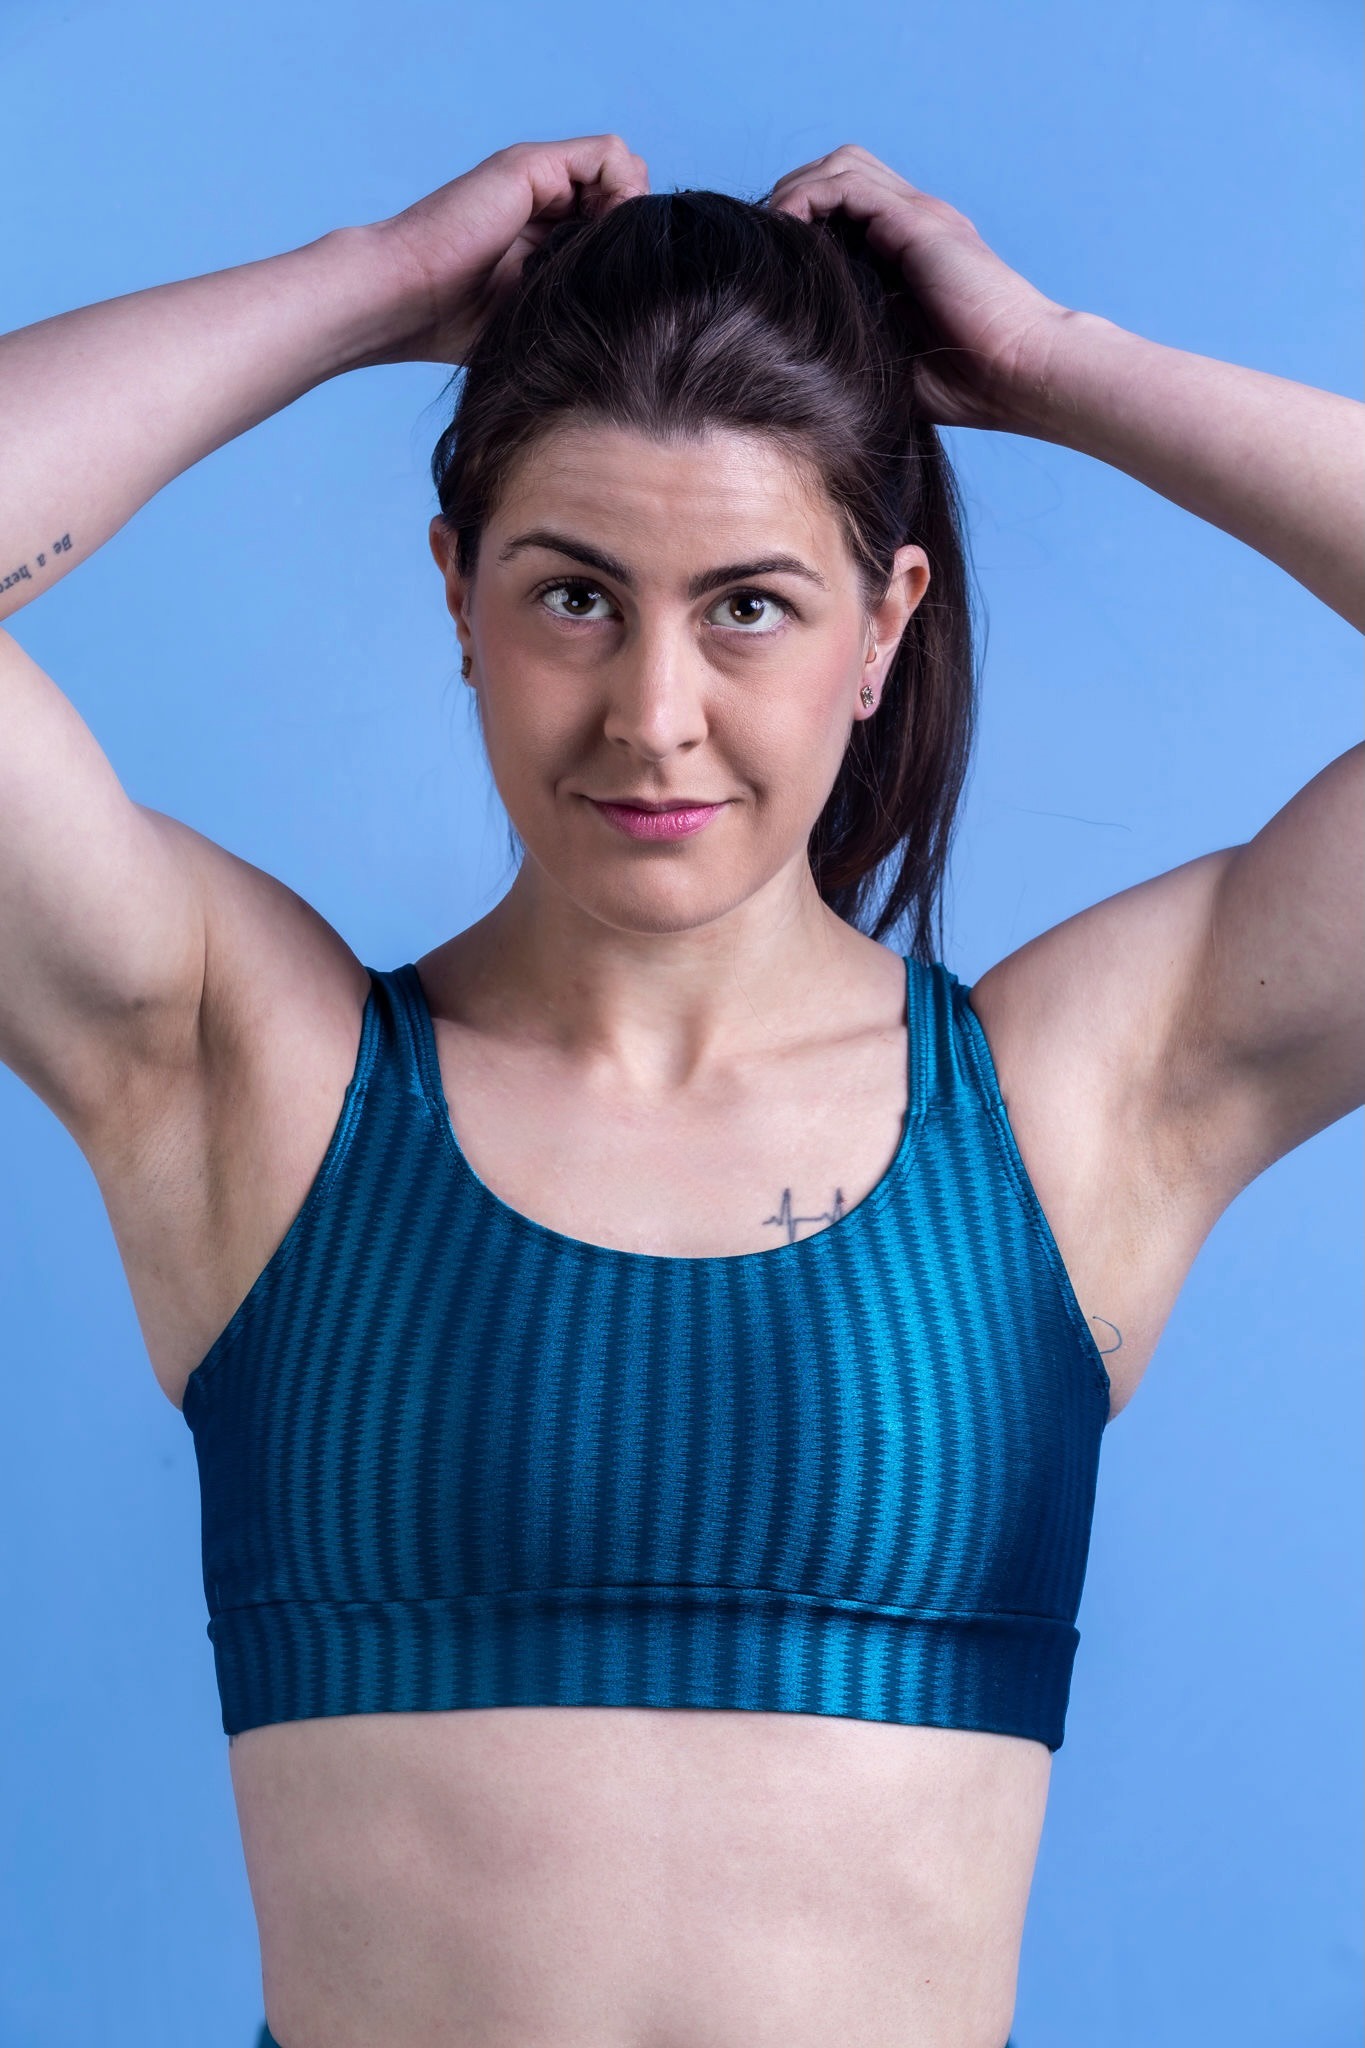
[906,954,978,1122]
[360,962,447,1119]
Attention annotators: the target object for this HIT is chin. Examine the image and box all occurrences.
[556,862,768,938]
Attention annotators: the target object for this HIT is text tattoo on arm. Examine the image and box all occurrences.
[1,532,72,595]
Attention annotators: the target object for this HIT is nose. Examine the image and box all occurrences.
[600,628,709,761]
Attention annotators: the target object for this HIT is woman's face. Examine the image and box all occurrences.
[428,421,929,937]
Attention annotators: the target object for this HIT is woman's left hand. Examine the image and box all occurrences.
[767,143,1074,433]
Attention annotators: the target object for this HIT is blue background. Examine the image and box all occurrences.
[0,1,1360,2043]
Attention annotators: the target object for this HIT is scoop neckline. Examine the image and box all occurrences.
[398,954,926,1273]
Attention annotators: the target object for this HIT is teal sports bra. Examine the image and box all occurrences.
[180,955,1112,1752]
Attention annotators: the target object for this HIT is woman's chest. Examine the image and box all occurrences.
[430,1016,911,1258]
[100,959,1189,1420]
[104,984,918,1402]
[426,1027,1196,1422]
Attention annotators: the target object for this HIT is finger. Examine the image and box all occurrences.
[769,166,899,226]
[604,141,651,197]
[589,149,652,215]
[767,167,933,269]
[768,141,890,202]
[771,155,924,209]
[600,169,650,214]
[767,148,844,195]
[514,135,650,227]
[558,133,651,211]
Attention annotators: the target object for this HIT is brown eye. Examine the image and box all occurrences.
[708,589,790,634]
[539,580,614,620]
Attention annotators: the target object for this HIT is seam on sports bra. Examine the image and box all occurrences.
[208,1582,1079,1630]
[951,983,1114,1418]
[392,956,931,1271]
[179,971,384,1407]
[386,961,447,1106]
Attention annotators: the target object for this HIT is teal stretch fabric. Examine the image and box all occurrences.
[181,955,1112,1752]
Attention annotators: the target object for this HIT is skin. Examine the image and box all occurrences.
[0,133,1359,2047]
[423,419,929,1065]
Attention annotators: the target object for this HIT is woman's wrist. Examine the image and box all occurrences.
[997,308,1134,449]
[306,223,443,376]
[995,306,1364,628]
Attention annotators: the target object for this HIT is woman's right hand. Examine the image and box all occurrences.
[364,136,650,367]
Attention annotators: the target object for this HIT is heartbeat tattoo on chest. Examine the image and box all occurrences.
[763,1187,847,1244]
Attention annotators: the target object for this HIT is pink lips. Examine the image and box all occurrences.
[588,799,726,841]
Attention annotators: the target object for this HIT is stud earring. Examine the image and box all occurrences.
[460,655,472,679]
[859,683,875,710]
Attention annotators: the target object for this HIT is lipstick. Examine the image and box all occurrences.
[587,800,726,842]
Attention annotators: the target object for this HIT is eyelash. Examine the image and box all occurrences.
[531,577,795,633]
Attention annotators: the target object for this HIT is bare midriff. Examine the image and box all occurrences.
[231,1705,1047,2048]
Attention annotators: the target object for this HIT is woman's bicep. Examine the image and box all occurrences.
[0,623,207,1136]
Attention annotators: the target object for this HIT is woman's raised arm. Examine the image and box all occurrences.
[0,137,649,1139]
[0,135,650,618]
[771,141,1365,1200]
[0,227,426,617]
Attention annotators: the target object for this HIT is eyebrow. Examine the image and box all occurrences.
[495,528,830,598]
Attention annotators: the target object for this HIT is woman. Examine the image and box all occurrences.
[0,134,1359,2048]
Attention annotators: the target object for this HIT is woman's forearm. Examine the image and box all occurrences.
[1017,311,1365,632]
[0,224,425,621]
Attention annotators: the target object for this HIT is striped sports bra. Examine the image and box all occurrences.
[180,955,1112,1753]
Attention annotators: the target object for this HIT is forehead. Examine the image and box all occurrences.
[487,420,846,568]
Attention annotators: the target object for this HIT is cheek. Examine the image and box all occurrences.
[477,677,583,783]
[732,670,854,796]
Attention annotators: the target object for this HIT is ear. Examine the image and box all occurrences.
[428,515,476,670]
[856,544,931,716]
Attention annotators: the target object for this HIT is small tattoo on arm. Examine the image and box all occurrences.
[1090,1315,1123,1355]
[2,534,71,594]
[763,1186,846,1245]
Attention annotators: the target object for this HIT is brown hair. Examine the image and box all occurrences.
[430,189,980,962]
